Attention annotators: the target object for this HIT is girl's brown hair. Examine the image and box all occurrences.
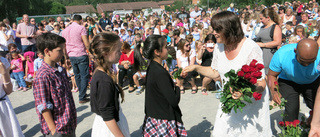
[294,25,306,38]
[177,39,190,63]
[89,32,124,103]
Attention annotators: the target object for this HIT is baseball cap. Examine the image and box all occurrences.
[161,29,169,34]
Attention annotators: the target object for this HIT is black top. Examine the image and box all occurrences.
[99,18,112,30]
[145,60,182,123]
[90,70,120,122]
[201,49,213,66]
[177,12,190,19]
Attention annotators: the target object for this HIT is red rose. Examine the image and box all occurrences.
[293,120,300,126]
[237,71,245,77]
[256,63,265,70]
[279,121,285,126]
[309,23,312,26]
[291,122,297,127]
[249,67,258,72]
[285,121,290,126]
[244,73,251,79]
[252,72,262,78]
[253,92,262,100]
[250,59,258,67]
[241,65,250,73]
[250,77,257,84]
[274,81,278,86]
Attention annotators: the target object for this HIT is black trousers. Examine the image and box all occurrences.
[118,68,134,87]
[279,77,320,121]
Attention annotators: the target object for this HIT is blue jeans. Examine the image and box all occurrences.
[70,55,89,101]
[12,71,26,88]
[21,44,36,54]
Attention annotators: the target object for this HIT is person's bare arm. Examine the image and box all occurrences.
[15,31,27,38]
[257,25,282,48]
[267,69,281,104]
[182,65,219,80]
[0,61,12,95]
[19,54,25,61]
[105,119,124,137]
[197,46,205,60]
[81,35,90,50]
[309,85,320,137]
[292,16,297,26]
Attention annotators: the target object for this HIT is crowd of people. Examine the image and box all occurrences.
[2,0,320,136]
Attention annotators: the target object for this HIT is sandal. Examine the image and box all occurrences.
[180,88,185,94]
[191,88,198,94]
[128,87,136,93]
[201,89,208,95]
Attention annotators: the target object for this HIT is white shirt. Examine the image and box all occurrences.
[177,49,196,68]
[190,11,201,18]
[0,30,14,51]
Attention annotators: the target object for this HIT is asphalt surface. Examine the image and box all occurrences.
[9,84,310,137]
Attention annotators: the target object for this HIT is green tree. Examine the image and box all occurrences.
[49,1,66,14]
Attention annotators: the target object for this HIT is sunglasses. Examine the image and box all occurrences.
[31,20,35,22]
[185,44,190,47]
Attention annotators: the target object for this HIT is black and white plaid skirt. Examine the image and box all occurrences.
[142,116,187,137]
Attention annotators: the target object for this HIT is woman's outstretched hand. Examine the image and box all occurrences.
[181,65,197,78]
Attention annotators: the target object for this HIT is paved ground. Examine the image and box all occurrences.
[9,85,310,137]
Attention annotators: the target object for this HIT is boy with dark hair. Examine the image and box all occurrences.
[33,33,77,137]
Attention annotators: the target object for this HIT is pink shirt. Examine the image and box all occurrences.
[62,22,87,57]
[11,58,24,73]
[16,23,36,45]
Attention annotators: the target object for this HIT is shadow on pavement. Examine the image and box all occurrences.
[187,118,213,137]
[130,125,142,137]
[24,123,40,137]
[21,125,27,131]
[80,129,92,137]
[76,105,88,113]
[77,112,93,123]
[14,101,35,114]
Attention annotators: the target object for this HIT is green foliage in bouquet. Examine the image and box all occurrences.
[220,69,257,114]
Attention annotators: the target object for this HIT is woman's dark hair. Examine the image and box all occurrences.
[85,16,90,21]
[36,33,66,55]
[166,23,172,29]
[38,23,44,27]
[89,32,125,103]
[173,29,180,36]
[134,35,166,71]
[211,11,244,51]
[279,6,286,13]
[204,34,217,43]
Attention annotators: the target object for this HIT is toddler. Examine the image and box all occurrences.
[10,51,27,91]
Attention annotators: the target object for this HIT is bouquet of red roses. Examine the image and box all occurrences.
[220,59,264,114]
[278,119,308,137]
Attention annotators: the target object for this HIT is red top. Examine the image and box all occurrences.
[119,50,134,65]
